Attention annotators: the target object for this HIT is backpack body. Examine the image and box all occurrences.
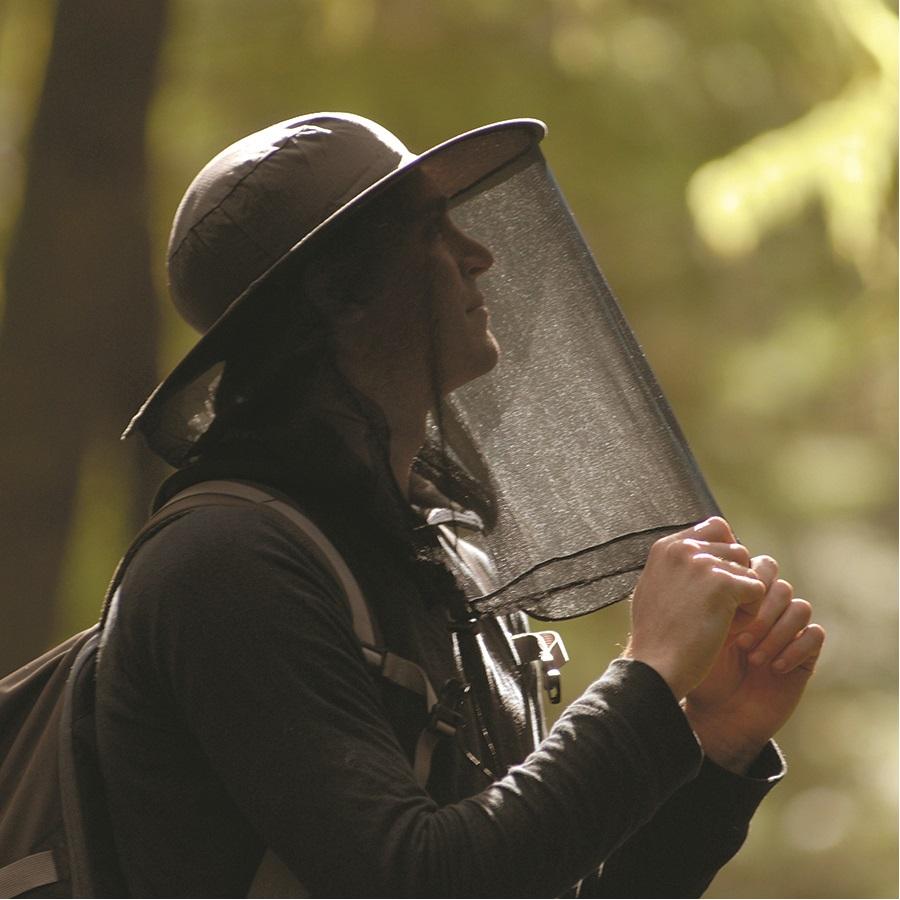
[0,481,484,898]
[0,627,125,897]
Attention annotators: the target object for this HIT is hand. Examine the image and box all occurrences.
[683,556,826,773]
[625,517,767,701]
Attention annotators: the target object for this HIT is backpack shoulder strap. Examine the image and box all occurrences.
[152,480,457,790]
[101,479,461,898]
[155,480,378,647]
[98,504,201,628]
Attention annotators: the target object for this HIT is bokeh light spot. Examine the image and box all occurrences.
[609,15,683,82]
[782,787,856,853]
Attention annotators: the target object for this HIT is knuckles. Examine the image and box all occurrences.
[659,536,755,573]
[661,538,704,567]
[765,578,794,616]
[700,516,734,540]
[730,544,752,568]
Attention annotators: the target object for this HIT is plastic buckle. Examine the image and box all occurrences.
[428,679,468,737]
[447,611,482,634]
[511,630,570,705]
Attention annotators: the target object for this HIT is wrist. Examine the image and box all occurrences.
[621,647,689,702]
[682,703,767,775]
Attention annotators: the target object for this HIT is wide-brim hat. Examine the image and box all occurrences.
[121,111,723,625]
[124,112,546,461]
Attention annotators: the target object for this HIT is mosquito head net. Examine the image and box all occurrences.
[126,115,720,621]
[441,146,720,619]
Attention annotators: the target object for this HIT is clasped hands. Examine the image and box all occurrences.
[625,517,825,774]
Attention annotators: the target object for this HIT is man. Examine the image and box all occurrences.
[97,113,824,897]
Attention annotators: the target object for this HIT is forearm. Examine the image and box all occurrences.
[136,509,704,897]
[578,743,785,898]
[172,607,705,896]
[408,659,702,897]
[250,659,704,897]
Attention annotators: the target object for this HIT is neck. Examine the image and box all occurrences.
[381,403,428,500]
[312,365,428,500]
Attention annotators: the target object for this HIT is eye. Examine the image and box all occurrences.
[424,212,447,240]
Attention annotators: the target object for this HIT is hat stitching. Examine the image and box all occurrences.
[171,151,408,328]
[128,118,547,453]
[168,127,325,261]
[172,226,272,329]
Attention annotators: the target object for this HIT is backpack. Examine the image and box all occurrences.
[0,480,473,898]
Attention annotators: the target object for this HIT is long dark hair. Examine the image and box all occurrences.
[197,177,497,535]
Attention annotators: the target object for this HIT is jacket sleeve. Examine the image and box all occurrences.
[119,506,707,898]
[577,743,784,898]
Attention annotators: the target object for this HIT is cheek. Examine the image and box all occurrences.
[364,269,433,360]
[435,310,501,394]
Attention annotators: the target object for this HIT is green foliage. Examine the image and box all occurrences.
[1,0,896,895]
[688,0,897,271]
[0,0,54,272]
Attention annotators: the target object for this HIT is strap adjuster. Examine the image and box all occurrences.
[428,679,467,736]
[511,630,570,705]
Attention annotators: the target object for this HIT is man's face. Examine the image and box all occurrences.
[411,188,498,394]
[373,175,499,396]
[329,172,499,415]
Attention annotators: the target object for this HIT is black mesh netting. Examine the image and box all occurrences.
[130,143,719,622]
[442,148,720,620]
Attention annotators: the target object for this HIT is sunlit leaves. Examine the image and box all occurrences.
[687,0,897,274]
[1,0,895,895]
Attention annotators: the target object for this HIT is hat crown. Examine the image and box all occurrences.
[168,113,415,333]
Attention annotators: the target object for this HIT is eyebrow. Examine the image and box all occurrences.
[412,195,448,219]
[376,187,447,227]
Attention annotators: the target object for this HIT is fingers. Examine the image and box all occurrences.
[771,622,826,675]
[668,542,765,606]
[750,555,779,590]
[741,587,825,675]
[706,562,767,608]
[667,519,765,599]
[683,539,754,568]
[747,595,811,666]
[735,577,792,649]
[668,523,825,677]
[689,516,737,544]
[674,532,766,609]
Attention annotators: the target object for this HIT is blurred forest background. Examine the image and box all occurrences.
[0,0,896,896]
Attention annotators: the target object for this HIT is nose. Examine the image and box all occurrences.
[454,223,494,278]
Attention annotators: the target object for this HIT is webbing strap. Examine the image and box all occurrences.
[95,479,457,899]
[435,523,497,596]
[0,850,58,897]
[161,481,454,790]
[160,480,376,646]
[414,730,444,788]
[363,647,457,788]
[379,651,440,709]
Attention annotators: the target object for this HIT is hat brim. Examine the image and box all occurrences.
[124,117,546,447]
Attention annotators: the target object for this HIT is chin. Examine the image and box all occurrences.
[480,330,501,374]
[444,332,500,394]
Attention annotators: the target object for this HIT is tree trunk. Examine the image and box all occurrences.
[0,0,167,673]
